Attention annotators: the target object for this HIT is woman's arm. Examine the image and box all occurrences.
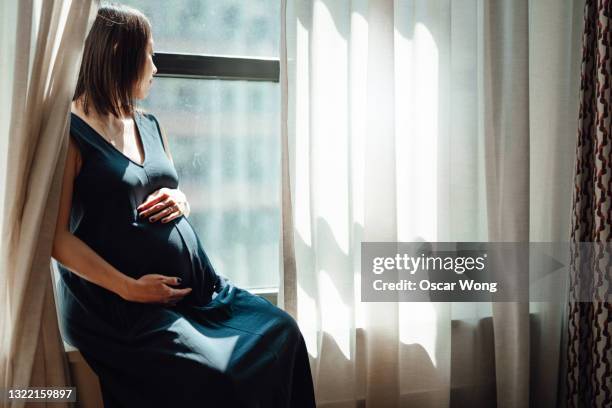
[52,135,191,303]
[52,136,134,298]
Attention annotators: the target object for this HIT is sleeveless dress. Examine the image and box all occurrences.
[55,110,316,408]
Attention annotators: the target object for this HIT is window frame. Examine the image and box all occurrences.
[153,52,279,82]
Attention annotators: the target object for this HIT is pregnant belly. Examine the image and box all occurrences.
[114,216,200,284]
[120,216,219,305]
[68,214,219,319]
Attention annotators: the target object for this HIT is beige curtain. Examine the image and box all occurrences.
[0,1,99,405]
[483,0,529,404]
[280,0,584,407]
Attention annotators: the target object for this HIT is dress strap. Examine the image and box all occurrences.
[69,112,97,157]
[136,111,166,154]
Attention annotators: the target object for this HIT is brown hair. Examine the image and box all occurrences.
[73,3,151,118]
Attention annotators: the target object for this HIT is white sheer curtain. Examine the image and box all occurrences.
[0,0,98,401]
[280,0,584,407]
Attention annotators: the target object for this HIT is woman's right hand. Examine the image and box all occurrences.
[121,274,192,305]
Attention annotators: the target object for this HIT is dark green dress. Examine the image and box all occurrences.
[55,111,316,407]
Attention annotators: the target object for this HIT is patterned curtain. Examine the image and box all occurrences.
[569,0,612,406]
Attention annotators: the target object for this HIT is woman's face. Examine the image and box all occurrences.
[133,37,157,100]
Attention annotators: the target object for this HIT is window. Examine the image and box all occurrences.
[124,0,281,290]
[130,0,279,57]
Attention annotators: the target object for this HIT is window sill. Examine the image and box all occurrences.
[247,286,278,305]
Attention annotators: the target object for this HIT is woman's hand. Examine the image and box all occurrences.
[121,274,192,305]
[137,187,190,223]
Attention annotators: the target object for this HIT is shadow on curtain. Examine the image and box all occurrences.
[280,0,584,407]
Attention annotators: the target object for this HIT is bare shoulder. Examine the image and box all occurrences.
[69,103,83,174]
[70,135,83,175]
[54,126,81,239]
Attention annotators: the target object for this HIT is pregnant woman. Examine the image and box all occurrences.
[52,4,316,407]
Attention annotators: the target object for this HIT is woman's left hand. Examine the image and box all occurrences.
[137,187,190,223]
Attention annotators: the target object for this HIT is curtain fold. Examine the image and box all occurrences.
[568,0,612,406]
[0,0,99,404]
[530,0,585,406]
[281,0,584,407]
[482,1,531,407]
[280,0,299,319]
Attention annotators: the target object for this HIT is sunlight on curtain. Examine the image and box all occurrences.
[311,1,350,256]
[297,284,318,357]
[294,15,312,248]
[284,0,582,406]
[287,0,477,405]
[320,270,351,359]
[0,1,17,237]
[394,13,444,372]
[396,22,439,243]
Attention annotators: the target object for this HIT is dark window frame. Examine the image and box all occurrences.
[153,52,279,82]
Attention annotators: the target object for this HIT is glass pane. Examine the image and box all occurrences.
[140,78,280,289]
[123,0,279,57]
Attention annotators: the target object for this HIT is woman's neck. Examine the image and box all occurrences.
[72,99,129,125]
[72,99,129,140]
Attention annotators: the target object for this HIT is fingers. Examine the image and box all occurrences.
[137,190,170,215]
[163,287,192,306]
[161,276,182,286]
[145,202,183,223]
[135,274,191,305]
[159,204,182,223]
[148,202,178,223]
[146,274,172,282]
[140,198,173,220]
[147,274,182,286]
[169,287,192,298]
[137,188,189,222]
[137,190,168,210]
